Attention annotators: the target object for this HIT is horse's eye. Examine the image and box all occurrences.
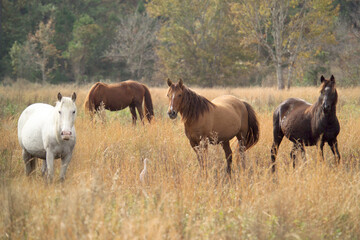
[72,110,76,114]
[58,111,61,114]
[178,94,182,97]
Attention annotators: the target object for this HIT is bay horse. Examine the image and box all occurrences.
[84,80,154,124]
[18,92,77,182]
[271,75,340,172]
[166,78,260,176]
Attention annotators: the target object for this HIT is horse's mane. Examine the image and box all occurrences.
[180,86,214,123]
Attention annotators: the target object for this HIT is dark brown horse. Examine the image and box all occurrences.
[166,78,259,176]
[84,80,154,124]
[271,75,340,172]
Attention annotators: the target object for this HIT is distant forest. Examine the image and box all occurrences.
[1,0,359,88]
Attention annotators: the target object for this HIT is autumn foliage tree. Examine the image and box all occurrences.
[10,18,60,83]
[147,0,252,87]
[231,0,339,89]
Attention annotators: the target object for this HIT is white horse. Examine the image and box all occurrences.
[18,92,77,182]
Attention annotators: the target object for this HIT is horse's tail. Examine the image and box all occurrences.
[142,84,154,122]
[84,82,100,115]
[243,101,260,150]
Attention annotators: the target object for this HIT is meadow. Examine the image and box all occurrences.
[1,81,360,239]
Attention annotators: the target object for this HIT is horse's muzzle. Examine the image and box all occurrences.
[61,131,72,140]
[322,105,331,114]
[168,110,177,119]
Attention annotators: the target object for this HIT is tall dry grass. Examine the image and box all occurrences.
[1,82,360,239]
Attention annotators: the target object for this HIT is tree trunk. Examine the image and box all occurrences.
[276,62,284,90]
[41,63,47,84]
[287,64,294,89]
[0,0,2,60]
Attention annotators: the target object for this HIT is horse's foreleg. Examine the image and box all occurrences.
[318,138,325,161]
[46,151,55,183]
[59,153,72,182]
[129,105,137,125]
[300,143,306,162]
[221,141,233,177]
[329,139,341,165]
[190,139,204,170]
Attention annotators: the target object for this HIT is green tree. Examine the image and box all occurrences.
[1,0,55,79]
[231,0,339,89]
[64,14,102,83]
[148,0,252,87]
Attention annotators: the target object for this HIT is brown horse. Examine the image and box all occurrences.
[84,80,154,124]
[166,78,259,176]
[271,75,340,172]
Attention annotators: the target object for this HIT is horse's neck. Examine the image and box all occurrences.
[51,108,62,143]
[311,101,337,136]
[180,88,212,124]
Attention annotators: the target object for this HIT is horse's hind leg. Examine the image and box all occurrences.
[41,159,47,177]
[135,101,144,123]
[236,136,246,171]
[271,125,284,173]
[129,104,137,125]
[328,139,341,164]
[290,143,298,169]
[22,149,35,176]
[221,141,233,177]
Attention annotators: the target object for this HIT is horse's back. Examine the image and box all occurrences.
[275,98,315,144]
[211,95,248,140]
[18,103,54,156]
[91,81,143,111]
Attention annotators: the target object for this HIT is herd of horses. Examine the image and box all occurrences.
[17,76,340,182]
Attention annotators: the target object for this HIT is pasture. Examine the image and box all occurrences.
[1,81,360,239]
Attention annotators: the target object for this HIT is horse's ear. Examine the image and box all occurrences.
[178,78,183,89]
[71,92,77,102]
[57,92,62,101]
[330,75,335,82]
[167,78,173,87]
[320,75,325,83]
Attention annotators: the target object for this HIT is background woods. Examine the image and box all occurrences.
[1,0,360,88]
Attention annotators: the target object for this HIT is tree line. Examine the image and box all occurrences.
[1,0,359,88]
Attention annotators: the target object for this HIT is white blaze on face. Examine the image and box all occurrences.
[170,93,175,111]
[323,86,330,105]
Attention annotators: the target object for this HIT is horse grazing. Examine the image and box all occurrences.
[271,75,340,172]
[84,80,154,124]
[166,78,259,176]
[18,92,77,182]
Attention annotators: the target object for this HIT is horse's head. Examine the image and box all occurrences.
[56,92,77,140]
[166,78,185,119]
[319,75,338,114]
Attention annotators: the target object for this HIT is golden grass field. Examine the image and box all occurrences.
[1,81,360,239]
